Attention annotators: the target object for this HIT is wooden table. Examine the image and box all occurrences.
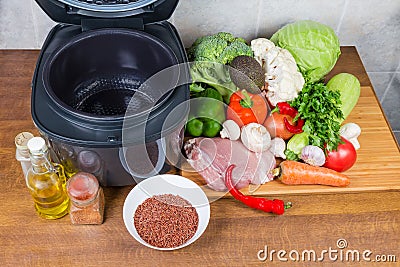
[1,48,399,266]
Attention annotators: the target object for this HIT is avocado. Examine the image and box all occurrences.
[229,55,265,94]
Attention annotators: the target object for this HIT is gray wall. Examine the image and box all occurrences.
[1,0,399,143]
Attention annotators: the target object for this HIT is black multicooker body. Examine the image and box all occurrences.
[32,0,189,185]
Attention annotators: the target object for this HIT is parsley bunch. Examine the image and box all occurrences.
[289,82,344,151]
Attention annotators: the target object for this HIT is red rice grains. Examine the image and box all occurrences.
[134,194,199,248]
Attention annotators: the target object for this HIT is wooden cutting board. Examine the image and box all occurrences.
[180,85,400,198]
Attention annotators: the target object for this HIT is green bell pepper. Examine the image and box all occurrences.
[186,87,226,137]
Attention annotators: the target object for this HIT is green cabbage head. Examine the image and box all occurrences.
[271,20,341,83]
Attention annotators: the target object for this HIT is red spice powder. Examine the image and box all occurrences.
[67,172,99,202]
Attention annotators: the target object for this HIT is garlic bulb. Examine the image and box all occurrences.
[300,145,326,166]
[241,123,271,153]
[220,120,241,141]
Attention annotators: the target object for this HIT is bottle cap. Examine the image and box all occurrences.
[15,132,35,156]
[27,137,47,154]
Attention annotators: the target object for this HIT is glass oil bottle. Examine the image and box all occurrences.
[53,143,79,179]
[26,137,69,219]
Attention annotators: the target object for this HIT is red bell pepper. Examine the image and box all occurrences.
[226,90,268,127]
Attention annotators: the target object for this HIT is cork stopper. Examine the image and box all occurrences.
[15,132,34,157]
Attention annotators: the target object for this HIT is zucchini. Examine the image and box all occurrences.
[327,73,360,122]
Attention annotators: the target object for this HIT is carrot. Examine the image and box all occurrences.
[275,160,350,187]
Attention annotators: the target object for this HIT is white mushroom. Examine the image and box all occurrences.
[220,120,241,141]
[269,137,286,159]
[241,123,271,153]
[340,123,361,150]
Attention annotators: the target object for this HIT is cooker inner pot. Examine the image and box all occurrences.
[44,29,178,118]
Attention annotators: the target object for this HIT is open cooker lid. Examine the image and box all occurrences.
[35,0,179,25]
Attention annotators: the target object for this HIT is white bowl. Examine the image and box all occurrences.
[123,174,210,250]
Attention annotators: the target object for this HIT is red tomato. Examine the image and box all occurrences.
[323,137,357,172]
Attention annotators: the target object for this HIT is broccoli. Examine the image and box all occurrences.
[187,32,253,102]
[218,41,253,64]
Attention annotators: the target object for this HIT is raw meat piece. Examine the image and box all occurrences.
[184,138,276,191]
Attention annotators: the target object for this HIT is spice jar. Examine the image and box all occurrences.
[66,172,105,225]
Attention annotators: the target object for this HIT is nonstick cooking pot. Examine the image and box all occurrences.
[32,0,189,186]
[43,29,178,119]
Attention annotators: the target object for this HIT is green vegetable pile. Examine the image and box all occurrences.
[289,82,344,152]
[185,24,360,146]
[187,32,253,101]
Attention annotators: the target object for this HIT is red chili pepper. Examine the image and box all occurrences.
[284,117,305,134]
[224,164,292,215]
[276,102,298,118]
[275,102,304,134]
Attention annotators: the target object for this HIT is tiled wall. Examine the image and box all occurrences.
[1,0,399,144]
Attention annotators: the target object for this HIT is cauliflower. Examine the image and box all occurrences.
[251,38,304,106]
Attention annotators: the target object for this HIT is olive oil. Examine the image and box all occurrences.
[26,137,69,219]
[60,159,79,178]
